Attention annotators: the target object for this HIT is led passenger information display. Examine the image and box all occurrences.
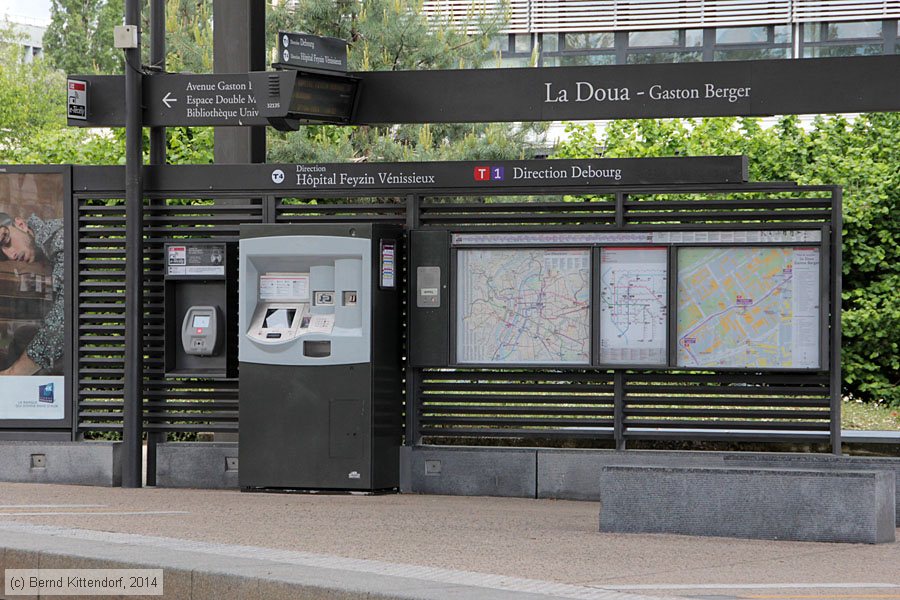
[676,247,820,369]
[456,248,591,364]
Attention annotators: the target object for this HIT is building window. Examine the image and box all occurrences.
[803,44,883,58]
[541,33,559,53]
[628,29,680,47]
[627,51,701,64]
[828,20,882,40]
[685,29,704,47]
[715,26,768,44]
[801,20,888,59]
[714,47,791,61]
[564,32,614,50]
[557,53,616,66]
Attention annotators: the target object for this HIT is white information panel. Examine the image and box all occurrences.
[259,273,309,301]
[599,247,668,365]
[0,377,65,420]
[676,247,820,369]
[457,248,591,364]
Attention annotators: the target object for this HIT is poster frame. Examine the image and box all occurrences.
[0,165,73,436]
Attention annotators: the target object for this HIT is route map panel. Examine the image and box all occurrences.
[599,247,668,365]
[676,247,820,369]
[457,248,591,364]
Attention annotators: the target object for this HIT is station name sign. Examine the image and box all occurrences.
[68,56,900,128]
[353,55,900,124]
[544,81,750,105]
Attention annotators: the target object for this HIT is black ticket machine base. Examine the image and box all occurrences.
[238,223,403,492]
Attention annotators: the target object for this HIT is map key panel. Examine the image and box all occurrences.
[599,247,668,366]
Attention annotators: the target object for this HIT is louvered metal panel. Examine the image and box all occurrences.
[76,196,265,436]
[532,0,792,32]
[422,0,531,33]
[423,0,898,33]
[410,184,840,448]
[75,180,840,450]
[794,0,900,22]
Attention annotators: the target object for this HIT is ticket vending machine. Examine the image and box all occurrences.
[238,224,403,491]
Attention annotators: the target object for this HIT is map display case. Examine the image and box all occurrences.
[423,229,828,371]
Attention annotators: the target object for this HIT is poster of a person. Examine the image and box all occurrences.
[0,171,66,421]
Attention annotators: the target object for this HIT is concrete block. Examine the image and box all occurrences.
[723,453,900,526]
[0,441,120,486]
[599,465,895,544]
[537,449,725,500]
[405,446,536,498]
[156,442,239,489]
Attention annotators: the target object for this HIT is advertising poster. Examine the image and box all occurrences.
[0,168,68,422]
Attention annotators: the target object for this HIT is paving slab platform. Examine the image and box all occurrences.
[0,482,898,600]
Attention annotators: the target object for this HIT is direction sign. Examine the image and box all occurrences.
[144,73,267,126]
[275,31,348,73]
[68,73,270,127]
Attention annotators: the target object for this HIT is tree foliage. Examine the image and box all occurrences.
[266,0,546,162]
[556,115,900,407]
[44,0,124,75]
[0,26,70,149]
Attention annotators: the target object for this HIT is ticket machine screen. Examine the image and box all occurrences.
[263,308,296,329]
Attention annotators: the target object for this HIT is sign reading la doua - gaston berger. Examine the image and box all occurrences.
[67,55,900,127]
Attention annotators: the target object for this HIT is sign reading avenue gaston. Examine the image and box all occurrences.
[69,55,900,127]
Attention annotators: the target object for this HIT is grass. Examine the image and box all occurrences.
[842,399,900,430]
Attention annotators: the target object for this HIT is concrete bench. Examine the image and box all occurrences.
[599,465,895,544]
[0,441,121,487]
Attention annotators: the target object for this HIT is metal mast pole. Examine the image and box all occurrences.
[122,0,144,488]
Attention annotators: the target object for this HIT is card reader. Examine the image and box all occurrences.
[181,305,220,356]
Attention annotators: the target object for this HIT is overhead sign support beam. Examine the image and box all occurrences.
[68,55,900,129]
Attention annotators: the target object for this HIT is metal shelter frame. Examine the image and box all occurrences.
[53,163,843,484]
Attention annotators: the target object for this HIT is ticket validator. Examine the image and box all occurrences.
[238,224,402,491]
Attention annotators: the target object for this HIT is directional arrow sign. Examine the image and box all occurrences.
[146,73,267,126]
[68,73,269,127]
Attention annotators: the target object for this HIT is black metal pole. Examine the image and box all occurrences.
[122,0,144,488]
[145,0,166,487]
[831,186,843,456]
